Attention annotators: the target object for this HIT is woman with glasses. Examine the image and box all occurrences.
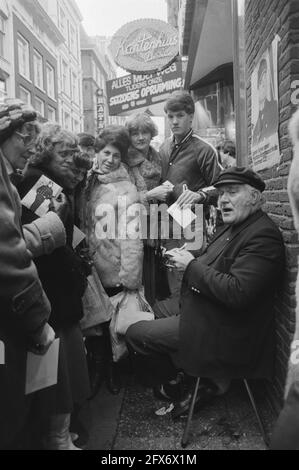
[18,123,92,450]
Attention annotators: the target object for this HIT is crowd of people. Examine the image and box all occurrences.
[0,89,298,450]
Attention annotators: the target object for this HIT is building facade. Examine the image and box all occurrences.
[12,0,62,121]
[41,0,83,132]
[0,0,84,131]
[81,29,111,136]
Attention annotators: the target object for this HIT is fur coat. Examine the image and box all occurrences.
[123,146,162,205]
[286,109,299,396]
[85,164,143,290]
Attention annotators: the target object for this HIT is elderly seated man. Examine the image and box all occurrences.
[126,166,285,418]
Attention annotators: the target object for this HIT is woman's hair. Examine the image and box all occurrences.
[77,132,95,148]
[95,125,130,159]
[73,152,93,171]
[223,140,236,158]
[30,123,79,167]
[126,113,158,138]
[164,90,195,114]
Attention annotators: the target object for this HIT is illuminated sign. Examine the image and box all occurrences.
[109,19,179,74]
[106,61,183,115]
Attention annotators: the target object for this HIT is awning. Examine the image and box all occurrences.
[183,0,233,89]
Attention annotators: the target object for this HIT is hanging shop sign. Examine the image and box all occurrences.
[97,88,105,130]
[106,60,183,115]
[109,19,179,74]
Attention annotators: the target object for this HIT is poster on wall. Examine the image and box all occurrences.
[251,35,280,171]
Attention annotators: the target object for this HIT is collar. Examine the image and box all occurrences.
[172,128,193,148]
[123,146,146,167]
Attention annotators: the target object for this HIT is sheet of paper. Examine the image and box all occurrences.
[167,202,196,229]
[21,175,63,217]
[72,225,86,248]
[0,340,4,365]
[163,180,174,190]
[25,338,60,395]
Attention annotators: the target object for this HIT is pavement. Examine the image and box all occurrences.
[79,368,277,451]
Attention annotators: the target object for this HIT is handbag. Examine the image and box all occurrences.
[109,288,155,362]
[80,266,114,331]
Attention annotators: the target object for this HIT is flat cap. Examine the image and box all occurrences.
[213,166,266,192]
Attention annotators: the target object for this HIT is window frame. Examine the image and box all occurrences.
[33,49,44,91]
[17,33,30,81]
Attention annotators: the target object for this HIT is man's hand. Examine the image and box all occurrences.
[165,248,195,272]
[176,190,205,208]
[146,185,172,202]
[29,322,56,355]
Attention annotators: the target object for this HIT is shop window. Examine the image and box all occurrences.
[17,34,30,80]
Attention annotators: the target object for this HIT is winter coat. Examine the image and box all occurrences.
[159,129,222,204]
[85,164,143,290]
[18,166,87,330]
[179,210,285,380]
[0,153,51,448]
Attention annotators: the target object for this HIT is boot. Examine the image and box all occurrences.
[43,413,82,450]
[106,360,121,395]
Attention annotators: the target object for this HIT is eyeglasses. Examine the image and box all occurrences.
[15,131,35,146]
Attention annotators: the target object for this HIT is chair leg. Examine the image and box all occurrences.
[243,379,269,447]
[181,377,201,448]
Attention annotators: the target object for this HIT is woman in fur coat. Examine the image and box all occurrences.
[125,113,172,305]
[84,126,143,395]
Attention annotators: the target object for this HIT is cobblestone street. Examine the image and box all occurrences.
[80,371,276,451]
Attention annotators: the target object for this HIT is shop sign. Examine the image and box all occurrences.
[109,19,179,74]
[106,60,183,115]
[97,88,105,129]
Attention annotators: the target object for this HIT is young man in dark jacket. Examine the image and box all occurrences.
[155,90,222,318]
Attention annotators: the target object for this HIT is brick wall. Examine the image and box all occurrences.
[245,0,299,406]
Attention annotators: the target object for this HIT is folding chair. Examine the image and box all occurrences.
[181,378,269,448]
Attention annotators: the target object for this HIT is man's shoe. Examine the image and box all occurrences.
[171,382,219,420]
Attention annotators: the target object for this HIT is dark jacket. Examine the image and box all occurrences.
[159,130,222,203]
[179,210,285,379]
[18,167,86,330]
